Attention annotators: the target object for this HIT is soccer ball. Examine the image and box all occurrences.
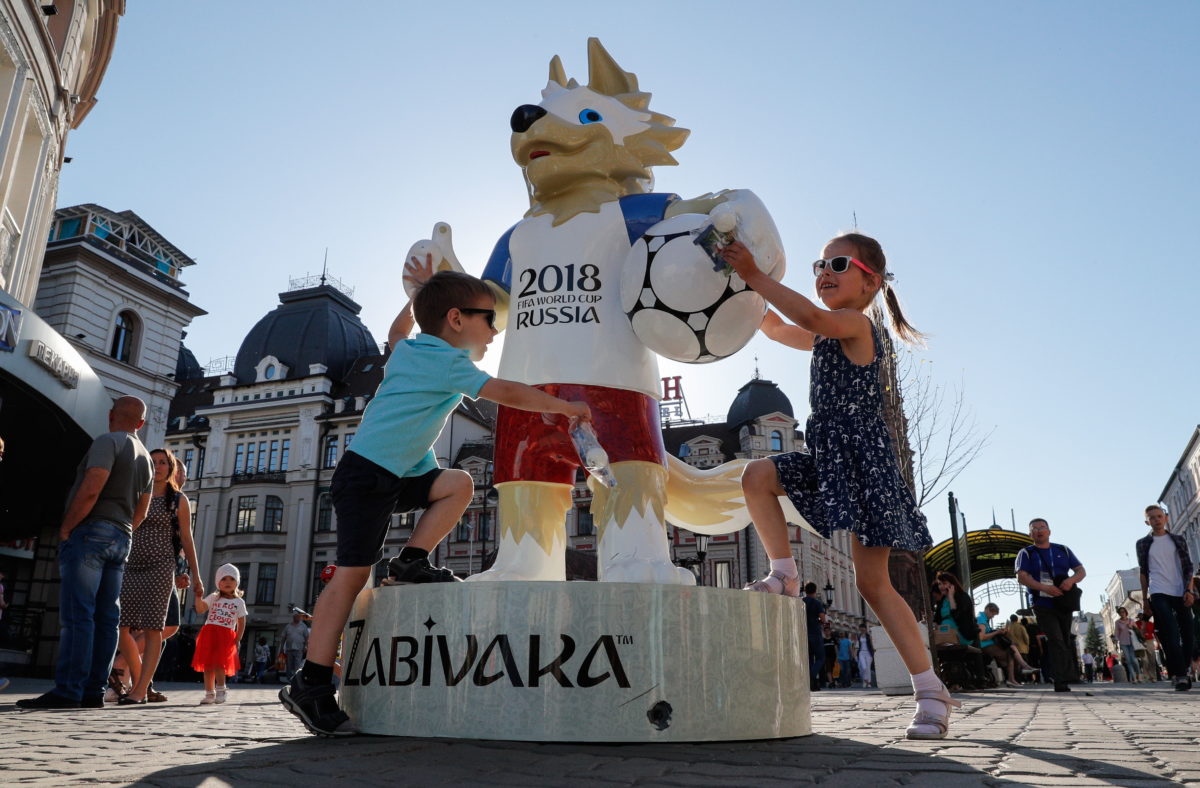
[619,212,766,363]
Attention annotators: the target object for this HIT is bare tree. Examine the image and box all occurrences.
[896,349,994,509]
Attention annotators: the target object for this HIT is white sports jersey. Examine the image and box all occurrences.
[499,202,660,397]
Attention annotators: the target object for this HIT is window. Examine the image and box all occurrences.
[714,561,732,588]
[256,564,277,604]
[234,444,245,474]
[455,516,472,543]
[280,440,290,471]
[235,563,251,595]
[245,442,257,473]
[478,510,491,543]
[110,311,139,363]
[268,440,279,471]
[323,435,338,468]
[577,508,594,536]
[195,448,205,479]
[258,441,268,471]
[316,493,333,532]
[182,448,195,479]
[235,495,257,533]
[264,496,284,533]
[344,433,355,452]
[770,430,783,452]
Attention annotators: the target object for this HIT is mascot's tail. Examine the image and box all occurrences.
[664,454,819,536]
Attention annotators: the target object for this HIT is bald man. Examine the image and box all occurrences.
[18,396,153,709]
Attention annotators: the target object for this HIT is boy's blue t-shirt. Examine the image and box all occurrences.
[348,334,491,479]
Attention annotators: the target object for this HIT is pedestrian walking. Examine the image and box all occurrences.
[801,583,826,691]
[253,638,271,683]
[728,232,956,739]
[856,623,874,688]
[281,613,309,680]
[1015,518,1085,693]
[192,564,247,705]
[837,633,854,688]
[1134,613,1160,680]
[17,397,153,710]
[1137,504,1194,691]
[1113,607,1142,683]
[1082,651,1095,682]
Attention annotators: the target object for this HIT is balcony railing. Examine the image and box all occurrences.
[231,469,288,485]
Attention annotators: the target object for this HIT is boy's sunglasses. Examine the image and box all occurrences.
[812,256,875,277]
[459,307,496,329]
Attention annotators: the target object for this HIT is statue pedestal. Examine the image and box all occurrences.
[339,581,811,742]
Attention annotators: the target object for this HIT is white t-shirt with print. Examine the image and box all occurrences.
[202,593,247,631]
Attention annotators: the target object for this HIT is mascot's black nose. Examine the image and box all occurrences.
[511,104,547,133]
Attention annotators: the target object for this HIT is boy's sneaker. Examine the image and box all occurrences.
[387,554,463,584]
[279,674,356,737]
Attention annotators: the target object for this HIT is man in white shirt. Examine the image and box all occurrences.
[281,613,310,680]
[1136,504,1194,691]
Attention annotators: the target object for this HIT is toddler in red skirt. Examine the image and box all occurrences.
[192,563,246,705]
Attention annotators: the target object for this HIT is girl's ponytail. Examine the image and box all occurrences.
[882,281,925,347]
[833,232,926,347]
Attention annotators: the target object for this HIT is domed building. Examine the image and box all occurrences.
[164,278,496,656]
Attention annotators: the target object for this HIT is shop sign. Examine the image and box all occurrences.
[28,339,80,388]
[0,303,20,351]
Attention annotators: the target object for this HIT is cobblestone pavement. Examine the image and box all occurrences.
[2,678,1198,787]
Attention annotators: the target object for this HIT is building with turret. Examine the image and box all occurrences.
[164,277,494,653]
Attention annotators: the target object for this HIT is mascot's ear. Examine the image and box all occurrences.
[548,54,567,87]
[587,37,638,96]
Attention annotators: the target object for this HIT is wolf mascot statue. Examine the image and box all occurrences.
[405,39,793,584]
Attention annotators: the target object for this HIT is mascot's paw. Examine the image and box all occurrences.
[466,566,561,583]
[601,559,697,586]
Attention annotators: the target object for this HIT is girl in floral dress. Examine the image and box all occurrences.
[724,232,956,741]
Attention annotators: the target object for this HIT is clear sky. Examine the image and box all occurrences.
[55,2,1199,621]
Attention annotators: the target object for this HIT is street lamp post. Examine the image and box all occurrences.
[824,580,835,609]
[673,532,710,584]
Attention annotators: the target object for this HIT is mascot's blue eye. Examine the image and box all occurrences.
[578,108,603,124]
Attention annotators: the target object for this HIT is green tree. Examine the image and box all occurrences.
[1085,617,1103,655]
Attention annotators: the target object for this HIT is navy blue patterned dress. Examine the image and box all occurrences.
[770,324,931,551]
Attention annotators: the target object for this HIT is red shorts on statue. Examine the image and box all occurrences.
[493,384,665,486]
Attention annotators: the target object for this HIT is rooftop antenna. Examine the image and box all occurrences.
[320,248,328,286]
[852,211,858,230]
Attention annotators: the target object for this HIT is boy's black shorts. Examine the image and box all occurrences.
[330,450,442,567]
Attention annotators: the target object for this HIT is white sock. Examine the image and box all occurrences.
[769,558,798,577]
[911,668,945,717]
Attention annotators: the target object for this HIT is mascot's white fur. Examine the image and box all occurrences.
[406,39,806,584]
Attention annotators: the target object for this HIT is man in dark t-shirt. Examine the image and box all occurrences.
[802,582,827,691]
[19,397,153,709]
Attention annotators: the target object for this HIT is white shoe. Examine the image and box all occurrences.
[200,692,216,705]
[215,688,227,704]
[104,687,121,703]
[906,684,963,740]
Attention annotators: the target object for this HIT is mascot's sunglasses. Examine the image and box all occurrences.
[812,256,874,277]
[459,307,497,329]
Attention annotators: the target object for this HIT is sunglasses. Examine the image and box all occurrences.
[812,256,875,277]
[458,307,496,329]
